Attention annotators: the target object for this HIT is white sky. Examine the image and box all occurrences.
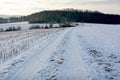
[0,0,120,15]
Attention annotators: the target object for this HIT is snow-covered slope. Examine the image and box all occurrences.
[0,23,120,80]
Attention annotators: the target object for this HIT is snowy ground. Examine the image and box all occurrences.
[0,22,60,30]
[0,23,120,80]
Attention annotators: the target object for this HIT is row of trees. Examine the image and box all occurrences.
[29,23,75,30]
[0,18,8,23]
[0,16,27,23]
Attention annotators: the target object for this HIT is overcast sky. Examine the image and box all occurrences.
[0,0,120,15]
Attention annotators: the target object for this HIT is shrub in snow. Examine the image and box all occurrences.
[0,28,4,32]
[5,26,21,31]
[45,25,49,29]
[29,25,40,29]
[59,23,75,27]
[16,26,21,30]
[49,24,53,28]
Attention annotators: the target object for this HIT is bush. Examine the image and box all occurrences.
[29,25,40,29]
[49,24,53,28]
[5,26,21,31]
[59,23,75,27]
[29,24,53,29]
[17,26,21,30]
[0,28,4,32]
[44,25,49,29]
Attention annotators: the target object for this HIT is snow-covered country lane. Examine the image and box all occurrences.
[1,24,120,80]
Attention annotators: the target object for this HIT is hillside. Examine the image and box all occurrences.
[27,9,120,24]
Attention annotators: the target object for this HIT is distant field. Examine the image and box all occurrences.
[0,22,61,30]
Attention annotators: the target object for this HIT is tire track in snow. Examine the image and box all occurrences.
[6,28,72,80]
[57,27,90,80]
[32,28,71,80]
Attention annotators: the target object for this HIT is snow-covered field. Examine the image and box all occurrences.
[0,22,59,30]
[0,23,120,80]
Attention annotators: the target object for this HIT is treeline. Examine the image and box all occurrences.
[27,9,120,24]
[0,16,27,23]
[0,18,8,23]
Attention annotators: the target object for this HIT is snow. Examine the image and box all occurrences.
[0,22,29,30]
[0,22,60,30]
[57,28,90,80]
[75,24,120,80]
[0,23,120,80]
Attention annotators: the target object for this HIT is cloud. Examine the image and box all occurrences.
[0,0,119,15]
